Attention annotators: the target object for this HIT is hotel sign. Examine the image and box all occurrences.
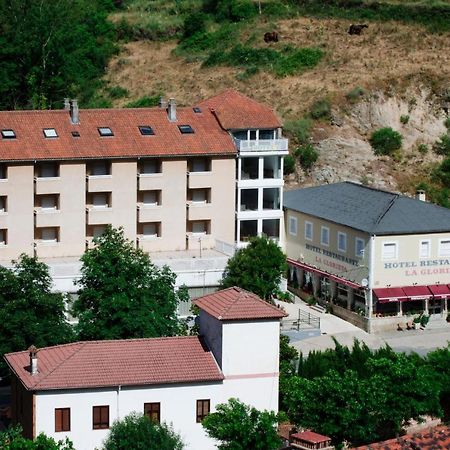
[384,259,450,276]
[305,243,359,274]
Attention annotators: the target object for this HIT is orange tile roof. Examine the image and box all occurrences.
[4,336,224,391]
[198,89,282,130]
[352,425,450,449]
[0,106,236,162]
[292,430,332,444]
[193,286,287,321]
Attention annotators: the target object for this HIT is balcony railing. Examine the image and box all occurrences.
[234,138,288,152]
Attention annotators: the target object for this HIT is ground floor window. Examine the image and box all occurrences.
[55,408,70,432]
[196,399,210,423]
[144,402,160,423]
[93,405,109,429]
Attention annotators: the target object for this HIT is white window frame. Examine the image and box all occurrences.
[288,216,297,236]
[355,238,365,258]
[382,241,398,260]
[419,239,431,259]
[305,221,313,241]
[320,226,330,247]
[438,239,450,257]
[337,232,347,253]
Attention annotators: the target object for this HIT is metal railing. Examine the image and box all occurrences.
[235,138,288,152]
[281,309,320,331]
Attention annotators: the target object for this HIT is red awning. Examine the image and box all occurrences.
[373,287,408,303]
[402,285,433,300]
[287,258,362,290]
[428,284,450,300]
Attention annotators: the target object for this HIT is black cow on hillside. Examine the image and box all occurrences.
[264,31,279,43]
[348,24,368,35]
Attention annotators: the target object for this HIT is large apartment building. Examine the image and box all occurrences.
[0,91,287,296]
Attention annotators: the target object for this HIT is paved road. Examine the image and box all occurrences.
[278,298,450,356]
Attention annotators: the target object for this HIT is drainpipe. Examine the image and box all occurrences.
[368,235,376,333]
[117,385,121,420]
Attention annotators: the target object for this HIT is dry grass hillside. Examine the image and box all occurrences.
[104,11,450,196]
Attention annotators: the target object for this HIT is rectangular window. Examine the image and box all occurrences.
[439,239,450,257]
[55,408,70,432]
[190,220,209,234]
[321,226,330,246]
[98,127,113,137]
[178,125,194,134]
[144,403,160,423]
[140,159,161,174]
[0,196,6,213]
[305,221,313,241]
[93,406,109,429]
[289,216,297,236]
[92,192,110,208]
[40,227,59,242]
[92,225,107,238]
[382,242,398,260]
[338,232,347,252]
[38,194,58,210]
[189,189,209,203]
[90,161,110,176]
[196,399,210,423]
[0,165,6,179]
[0,229,7,245]
[355,238,365,258]
[142,190,160,205]
[189,158,210,172]
[419,240,430,258]
[38,162,59,178]
[1,129,16,139]
[43,128,58,138]
[142,222,160,237]
[139,126,155,136]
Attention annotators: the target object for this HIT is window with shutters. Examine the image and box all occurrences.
[439,239,450,257]
[419,240,430,258]
[55,408,70,432]
[305,221,313,241]
[93,405,109,429]
[196,399,210,423]
[338,232,347,252]
[144,402,160,423]
[321,226,330,246]
[288,216,297,236]
[382,242,398,260]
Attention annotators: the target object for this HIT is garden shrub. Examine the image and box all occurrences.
[295,144,319,171]
[310,99,331,121]
[369,127,403,156]
[433,134,450,156]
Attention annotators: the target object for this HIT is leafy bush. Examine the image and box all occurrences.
[125,95,161,108]
[370,127,403,156]
[433,134,450,156]
[435,157,450,188]
[183,11,208,38]
[284,155,296,175]
[295,144,319,171]
[216,0,257,22]
[400,114,410,125]
[107,86,129,99]
[346,86,366,103]
[444,116,450,129]
[417,143,428,154]
[284,118,313,145]
[310,99,331,121]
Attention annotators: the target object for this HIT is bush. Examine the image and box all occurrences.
[125,95,161,108]
[417,143,428,154]
[284,155,296,175]
[310,99,331,121]
[283,118,312,145]
[444,117,450,129]
[370,127,403,156]
[433,134,450,156]
[107,86,129,99]
[216,0,257,22]
[273,47,324,77]
[295,144,319,171]
[346,86,366,103]
[183,11,208,38]
[400,114,410,125]
[435,157,450,188]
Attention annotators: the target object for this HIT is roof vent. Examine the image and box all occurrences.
[29,345,38,376]
[159,97,167,109]
[64,98,70,110]
[167,98,177,122]
[70,99,79,125]
[416,190,426,202]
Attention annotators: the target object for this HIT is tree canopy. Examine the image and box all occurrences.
[73,226,186,340]
[202,398,281,450]
[102,412,184,450]
[0,425,74,450]
[0,254,73,378]
[0,0,116,109]
[220,236,287,300]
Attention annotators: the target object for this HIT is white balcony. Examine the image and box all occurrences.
[86,206,113,225]
[35,209,61,227]
[35,177,61,194]
[87,175,113,192]
[137,205,162,223]
[187,202,212,221]
[235,138,288,153]
[138,173,163,191]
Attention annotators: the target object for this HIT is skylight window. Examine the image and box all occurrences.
[178,125,194,134]
[43,128,58,138]
[71,131,80,138]
[1,129,16,139]
[139,126,155,136]
[98,127,114,137]
[193,107,202,113]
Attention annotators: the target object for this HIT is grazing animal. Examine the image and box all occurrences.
[264,31,279,43]
[348,24,368,35]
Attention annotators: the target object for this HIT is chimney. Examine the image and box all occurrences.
[29,345,38,375]
[159,97,167,109]
[64,98,70,110]
[167,98,177,122]
[69,99,79,125]
[416,190,426,202]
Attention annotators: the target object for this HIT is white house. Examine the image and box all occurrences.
[4,287,286,450]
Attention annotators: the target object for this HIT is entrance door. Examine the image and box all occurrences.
[429,298,442,315]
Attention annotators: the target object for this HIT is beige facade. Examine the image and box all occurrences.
[0,156,235,262]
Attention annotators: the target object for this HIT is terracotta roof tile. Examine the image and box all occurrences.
[198,89,282,130]
[4,336,223,391]
[0,107,236,162]
[193,286,287,321]
[352,425,450,449]
[291,430,331,444]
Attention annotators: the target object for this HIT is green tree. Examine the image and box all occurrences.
[283,155,296,175]
[0,0,116,110]
[0,255,73,378]
[103,413,183,450]
[202,398,281,450]
[220,235,287,300]
[369,127,403,156]
[433,134,450,156]
[294,144,319,171]
[0,425,74,449]
[73,226,186,340]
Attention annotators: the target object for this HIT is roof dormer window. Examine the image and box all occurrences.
[1,129,16,139]
[43,128,58,138]
[139,126,155,136]
[178,125,194,134]
[193,107,202,113]
[98,127,113,137]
